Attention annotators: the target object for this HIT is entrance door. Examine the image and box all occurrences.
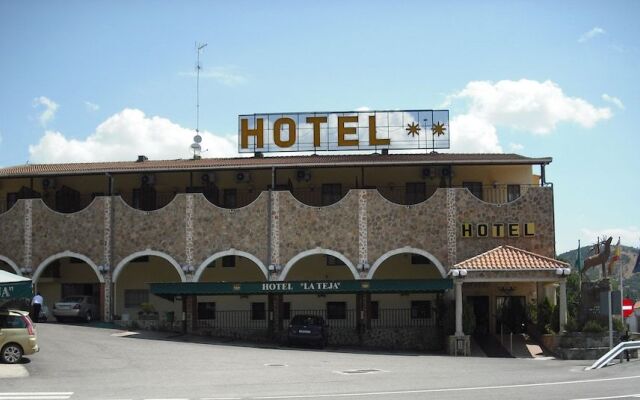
[496,296,527,333]
[467,296,490,334]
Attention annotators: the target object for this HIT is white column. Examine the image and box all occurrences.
[455,281,463,336]
[559,280,567,332]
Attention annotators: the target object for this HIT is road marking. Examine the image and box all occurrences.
[0,364,29,379]
[251,374,640,399]
[0,393,73,400]
[571,395,640,400]
[201,398,242,400]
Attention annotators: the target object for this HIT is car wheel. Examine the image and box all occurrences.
[1,343,23,364]
[84,311,92,323]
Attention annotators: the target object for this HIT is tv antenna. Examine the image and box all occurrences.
[191,42,208,159]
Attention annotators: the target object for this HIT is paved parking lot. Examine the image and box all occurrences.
[1,323,639,400]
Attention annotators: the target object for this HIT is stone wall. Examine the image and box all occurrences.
[278,190,360,267]
[455,187,555,262]
[31,198,104,269]
[0,200,25,268]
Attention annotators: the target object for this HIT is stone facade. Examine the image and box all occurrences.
[0,187,555,276]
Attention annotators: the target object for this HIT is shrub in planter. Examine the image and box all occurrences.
[564,317,581,333]
[582,320,605,333]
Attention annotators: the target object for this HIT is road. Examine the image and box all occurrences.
[1,323,639,399]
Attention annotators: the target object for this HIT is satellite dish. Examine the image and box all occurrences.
[193,134,202,144]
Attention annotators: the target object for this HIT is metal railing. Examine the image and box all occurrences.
[587,340,640,369]
[371,308,437,328]
[284,309,357,329]
[197,310,268,329]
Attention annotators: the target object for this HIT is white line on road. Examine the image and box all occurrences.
[0,393,73,400]
[571,395,640,400]
[201,398,242,400]
[251,374,640,399]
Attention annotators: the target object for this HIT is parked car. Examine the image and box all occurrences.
[287,314,329,348]
[52,296,97,323]
[0,309,39,364]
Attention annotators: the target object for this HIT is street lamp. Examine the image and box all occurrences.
[555,268,571,276]
[450,268,468,278]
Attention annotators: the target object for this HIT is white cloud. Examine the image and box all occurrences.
[29,108,238,163]
[509,142,524,152]
[84,101,100,112]
[355,106,370,111]
[602,94,624,110]
[33,96,59,126]
[442,79,613,153]
[579,27,606,43]
[580,227,640,248]
[181,66,248,86]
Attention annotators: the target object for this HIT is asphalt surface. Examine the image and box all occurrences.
[1,322,639,400]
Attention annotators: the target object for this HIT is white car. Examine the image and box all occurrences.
[52,296,97,323]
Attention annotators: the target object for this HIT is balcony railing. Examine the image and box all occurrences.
[0,184,544,214]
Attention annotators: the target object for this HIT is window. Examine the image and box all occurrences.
[282,302,291,320]
[411,301,431,319]
[0,315,26,329]
[55,185,81,213]
[222,256,236,268]
[462,182,483,200]
[507,185,521,202]
[370,301,379,320]
[326,302,347,319]
[223,189,237,208]
[321,184,342,206]
[251,302,266,320]
[411,254,431,265]
[124,289,149,308]
[405,182,426,204]
[198,302,216,320]
[326,255,345,266]
[132,186,156,211]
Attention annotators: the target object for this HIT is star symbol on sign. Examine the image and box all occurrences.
[406,122,421,137]
[432,122,447,136]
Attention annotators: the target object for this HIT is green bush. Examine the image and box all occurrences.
[583,320,605,333]
[564,317,581,333]
[612,317,625,333]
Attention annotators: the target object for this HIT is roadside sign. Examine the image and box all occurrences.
[623,298,634,318]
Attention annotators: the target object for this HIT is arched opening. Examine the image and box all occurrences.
[113,252,184,327]
[33,253,103,322]
[0,256,19,274]
[195,251,268,332]
[366,249,447,342]
[280,250,358,333]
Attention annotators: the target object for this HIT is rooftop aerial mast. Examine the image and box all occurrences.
[191,42,207,159]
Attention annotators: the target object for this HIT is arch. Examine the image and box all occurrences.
[194,249,268,282]
[32,251,104,283]
[0,255,20,275]
[280,248,358,281]
[113,249,186,283]
[367,247,447,280]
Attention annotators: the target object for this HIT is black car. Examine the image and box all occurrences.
[287,315,329,348]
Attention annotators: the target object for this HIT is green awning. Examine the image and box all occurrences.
[150,279,452,300]
[0,270,33,302]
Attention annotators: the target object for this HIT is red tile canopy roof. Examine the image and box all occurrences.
[454,246,569,271]
[0,153,552,178]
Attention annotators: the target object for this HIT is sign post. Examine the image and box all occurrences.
[623,298,634,318]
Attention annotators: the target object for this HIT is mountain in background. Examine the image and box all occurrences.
[558,244,640,300]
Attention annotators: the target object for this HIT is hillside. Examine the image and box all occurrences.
[558,245,640,300]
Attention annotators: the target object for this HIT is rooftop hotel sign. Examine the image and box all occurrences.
[238,110,450,153]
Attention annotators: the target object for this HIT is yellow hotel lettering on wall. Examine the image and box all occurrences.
[461,223,536,238]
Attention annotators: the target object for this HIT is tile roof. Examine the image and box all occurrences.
[454,245,569,271]
[0,153,552,178]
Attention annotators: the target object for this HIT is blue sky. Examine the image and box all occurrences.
[0,0,638,253]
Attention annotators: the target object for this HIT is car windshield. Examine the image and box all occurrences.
[291,315,323,325]
[61,297,85,303]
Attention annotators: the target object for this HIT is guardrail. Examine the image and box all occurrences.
[586,340,640,370]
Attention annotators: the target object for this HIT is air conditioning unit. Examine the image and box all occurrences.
[141,174,155,186]
[422,167,433,179]
[42,178,56,190]
[235,171,251,183]
[440,167,451,177]
[201,172,216,183]
[296,169,311,182]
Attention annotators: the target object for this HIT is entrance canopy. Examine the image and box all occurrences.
[0,270,32,303]
[150,279,452,300]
